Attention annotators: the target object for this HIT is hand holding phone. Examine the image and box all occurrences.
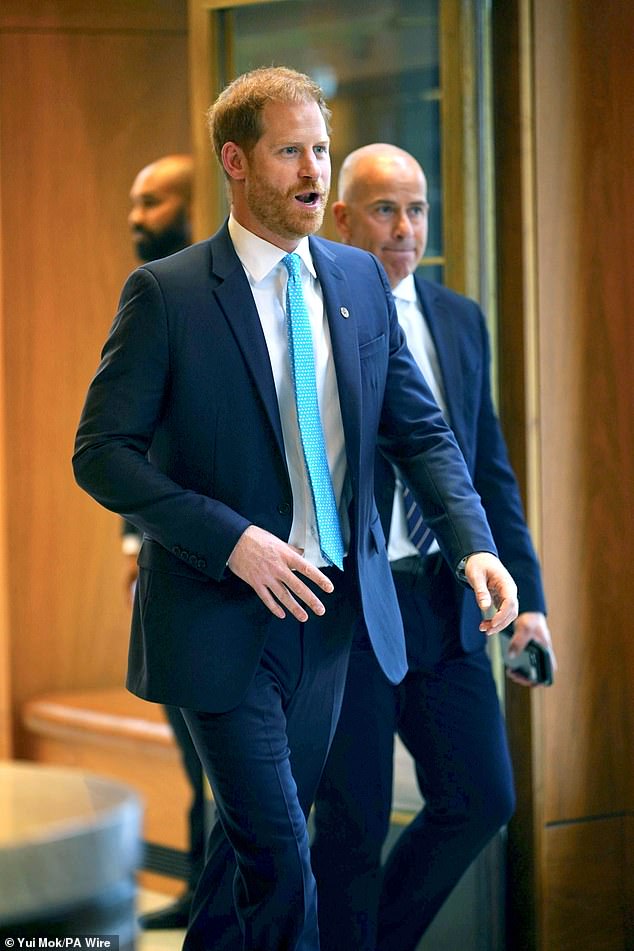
[499,627,554,686]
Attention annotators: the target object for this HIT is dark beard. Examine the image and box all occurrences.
[133,217,191,263]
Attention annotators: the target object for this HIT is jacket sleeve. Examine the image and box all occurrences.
[72,266,250,581]
[469,306,547,613]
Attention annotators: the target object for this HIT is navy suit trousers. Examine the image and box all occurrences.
[312,556,516,951]
[180,564,359,951]
[163,704,206,890]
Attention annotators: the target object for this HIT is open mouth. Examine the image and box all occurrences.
[295,191,321,207]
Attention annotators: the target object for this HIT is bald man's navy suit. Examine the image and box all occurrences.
[312,275,547,951]
[73,226,498,950]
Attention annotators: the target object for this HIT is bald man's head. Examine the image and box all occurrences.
[333,144,428,288]
[129,154,194,262]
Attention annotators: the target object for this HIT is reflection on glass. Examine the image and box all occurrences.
[229,0,443,282]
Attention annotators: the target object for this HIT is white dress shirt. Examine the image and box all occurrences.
[387,274,448,562]
[228,215,349,567]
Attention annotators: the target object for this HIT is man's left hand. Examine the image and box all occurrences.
[463,552,519,635]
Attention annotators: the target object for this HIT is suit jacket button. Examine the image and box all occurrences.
[188,553,198,566]
[172,545,182,557]
[278,502,291,515]
[197,559,207,570]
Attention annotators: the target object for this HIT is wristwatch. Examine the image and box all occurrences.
[456,555,470,582]
[457,550,492,582]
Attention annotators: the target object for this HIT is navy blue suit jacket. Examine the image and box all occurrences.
[73,224,497,712]
[374,276,546,654]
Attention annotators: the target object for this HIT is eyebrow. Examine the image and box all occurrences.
[272,137,330,148]
[367,199,428,207]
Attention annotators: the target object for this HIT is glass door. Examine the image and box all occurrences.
[188,0,485,296]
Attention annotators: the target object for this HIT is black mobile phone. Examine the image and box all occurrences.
[499,627,554,686]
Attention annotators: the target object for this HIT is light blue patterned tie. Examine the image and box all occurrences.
[283,252,344,569]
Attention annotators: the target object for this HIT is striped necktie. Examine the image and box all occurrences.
[402,483,434,556]
[283,252,344,570]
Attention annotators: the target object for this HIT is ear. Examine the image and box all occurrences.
[332,201,352,242]
[221,141,248,181]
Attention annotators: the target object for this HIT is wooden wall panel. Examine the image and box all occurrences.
[535,0,633,825]
[0,176,11,758]
[534,0,634,940]
[0,1,187,31]
[496,0,634,946]
[573,0,634,823]
[542,819,627,951]
[0,3,189,752]
[623,820,634,948]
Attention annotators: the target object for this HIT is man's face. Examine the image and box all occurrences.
[128,170,191,262]
[226,99,331,251]
[334,157,428,288]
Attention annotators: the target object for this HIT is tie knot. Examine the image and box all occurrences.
[283,252,301,280]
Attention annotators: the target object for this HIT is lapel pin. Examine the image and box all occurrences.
[340,306,350,319]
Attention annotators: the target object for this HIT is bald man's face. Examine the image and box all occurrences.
[333,156,428,288]
[128,167,191,262]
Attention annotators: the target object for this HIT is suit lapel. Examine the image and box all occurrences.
[209,224,286,458]
[208,226,363,484]
[415,276,468,450]
[310,238,362,481]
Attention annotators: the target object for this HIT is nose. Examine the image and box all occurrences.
[128,205,143,228]
[393,209,413,239]
[299,149,321,180]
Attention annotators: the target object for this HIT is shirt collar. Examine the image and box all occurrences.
[391,273,417,303]
[228,214,316,283]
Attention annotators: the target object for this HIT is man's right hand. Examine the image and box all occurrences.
[227,525,334,622]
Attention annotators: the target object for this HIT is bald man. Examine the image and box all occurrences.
[128,153,193,263]
[311,144,555,951]
[123,153,195,585]
[124,154,204,931]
